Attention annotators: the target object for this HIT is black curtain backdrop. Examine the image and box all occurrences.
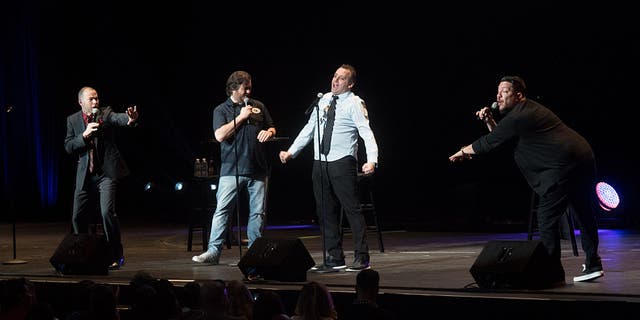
[1,1,638,230]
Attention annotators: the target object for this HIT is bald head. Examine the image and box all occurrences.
[77,87,99,114]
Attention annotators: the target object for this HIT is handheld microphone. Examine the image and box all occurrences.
[91,107,99,122]
[243,97,252,124]
[305,92,324,116]
[477,102,498,121]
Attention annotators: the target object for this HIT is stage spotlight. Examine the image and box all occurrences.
[174,182,184,192]
[210,183,217,191]
[596,181,620,212]
[144,182,153,192]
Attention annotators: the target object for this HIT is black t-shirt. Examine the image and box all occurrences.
[213,98,275,177]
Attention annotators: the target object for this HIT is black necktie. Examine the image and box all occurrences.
[85,114,96,173]
[321,95,338,155]
[86,114,100,174]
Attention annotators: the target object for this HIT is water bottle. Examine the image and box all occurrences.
[208,158,215,177]
[200,158,208,178]
[194,158,201,177]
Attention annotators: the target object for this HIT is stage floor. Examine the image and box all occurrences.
[2,219,640,305]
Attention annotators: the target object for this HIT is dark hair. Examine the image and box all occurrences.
[253,290,288,320]
[500,75,527,96]
[180,281,201,309]
[294,281,336,319]
[356,269,380,291]
[226,71,252,96]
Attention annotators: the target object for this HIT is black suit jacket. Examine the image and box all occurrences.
[64,107,133,190]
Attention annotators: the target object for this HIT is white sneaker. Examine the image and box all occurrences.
[573,264,604,282]
[192,251,219,264]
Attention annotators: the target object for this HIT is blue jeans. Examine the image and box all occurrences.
[206,175,267,257]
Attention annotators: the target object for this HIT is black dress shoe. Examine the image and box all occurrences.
[108,256,125,270]
[346,258,370,272]
[310,258,346,270]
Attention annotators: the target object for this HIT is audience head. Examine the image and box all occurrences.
[88,283,119,320]
[253,289,290,320]
[226,279,254,319]
[294,281,337,320]
[180,281,201,310]
[199,279,229,317]
[0,277,37,317]
[356,268,380,294]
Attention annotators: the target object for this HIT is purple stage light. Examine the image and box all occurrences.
[596,182,620,211]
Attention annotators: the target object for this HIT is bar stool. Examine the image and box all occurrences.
[187,176,218,251]
[527,192,579,256]
[187,207,211,252]
[187,208,240,251]
[339,173,385,252]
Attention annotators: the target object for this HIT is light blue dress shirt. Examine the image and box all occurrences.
[287,91,378,164]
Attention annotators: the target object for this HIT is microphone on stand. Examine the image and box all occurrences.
[305,92,324,116]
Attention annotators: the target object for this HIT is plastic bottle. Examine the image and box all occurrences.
[208,158,215,177]
[201,158,208,178]
[194,158,201,178]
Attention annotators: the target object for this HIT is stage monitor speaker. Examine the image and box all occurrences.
[469,240,565,289]
[238,237,315,282]
[49,233,110,275]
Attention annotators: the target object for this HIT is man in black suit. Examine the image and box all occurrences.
[64,86,138,269]
[449,76,603,283]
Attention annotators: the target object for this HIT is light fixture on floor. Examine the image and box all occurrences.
[596,181,620,212]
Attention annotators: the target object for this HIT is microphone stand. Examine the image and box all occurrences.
[232,103,243,260]
[310,96,336,273]
[3,105,27,265]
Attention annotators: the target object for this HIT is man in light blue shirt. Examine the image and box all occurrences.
[280,64,379,271]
